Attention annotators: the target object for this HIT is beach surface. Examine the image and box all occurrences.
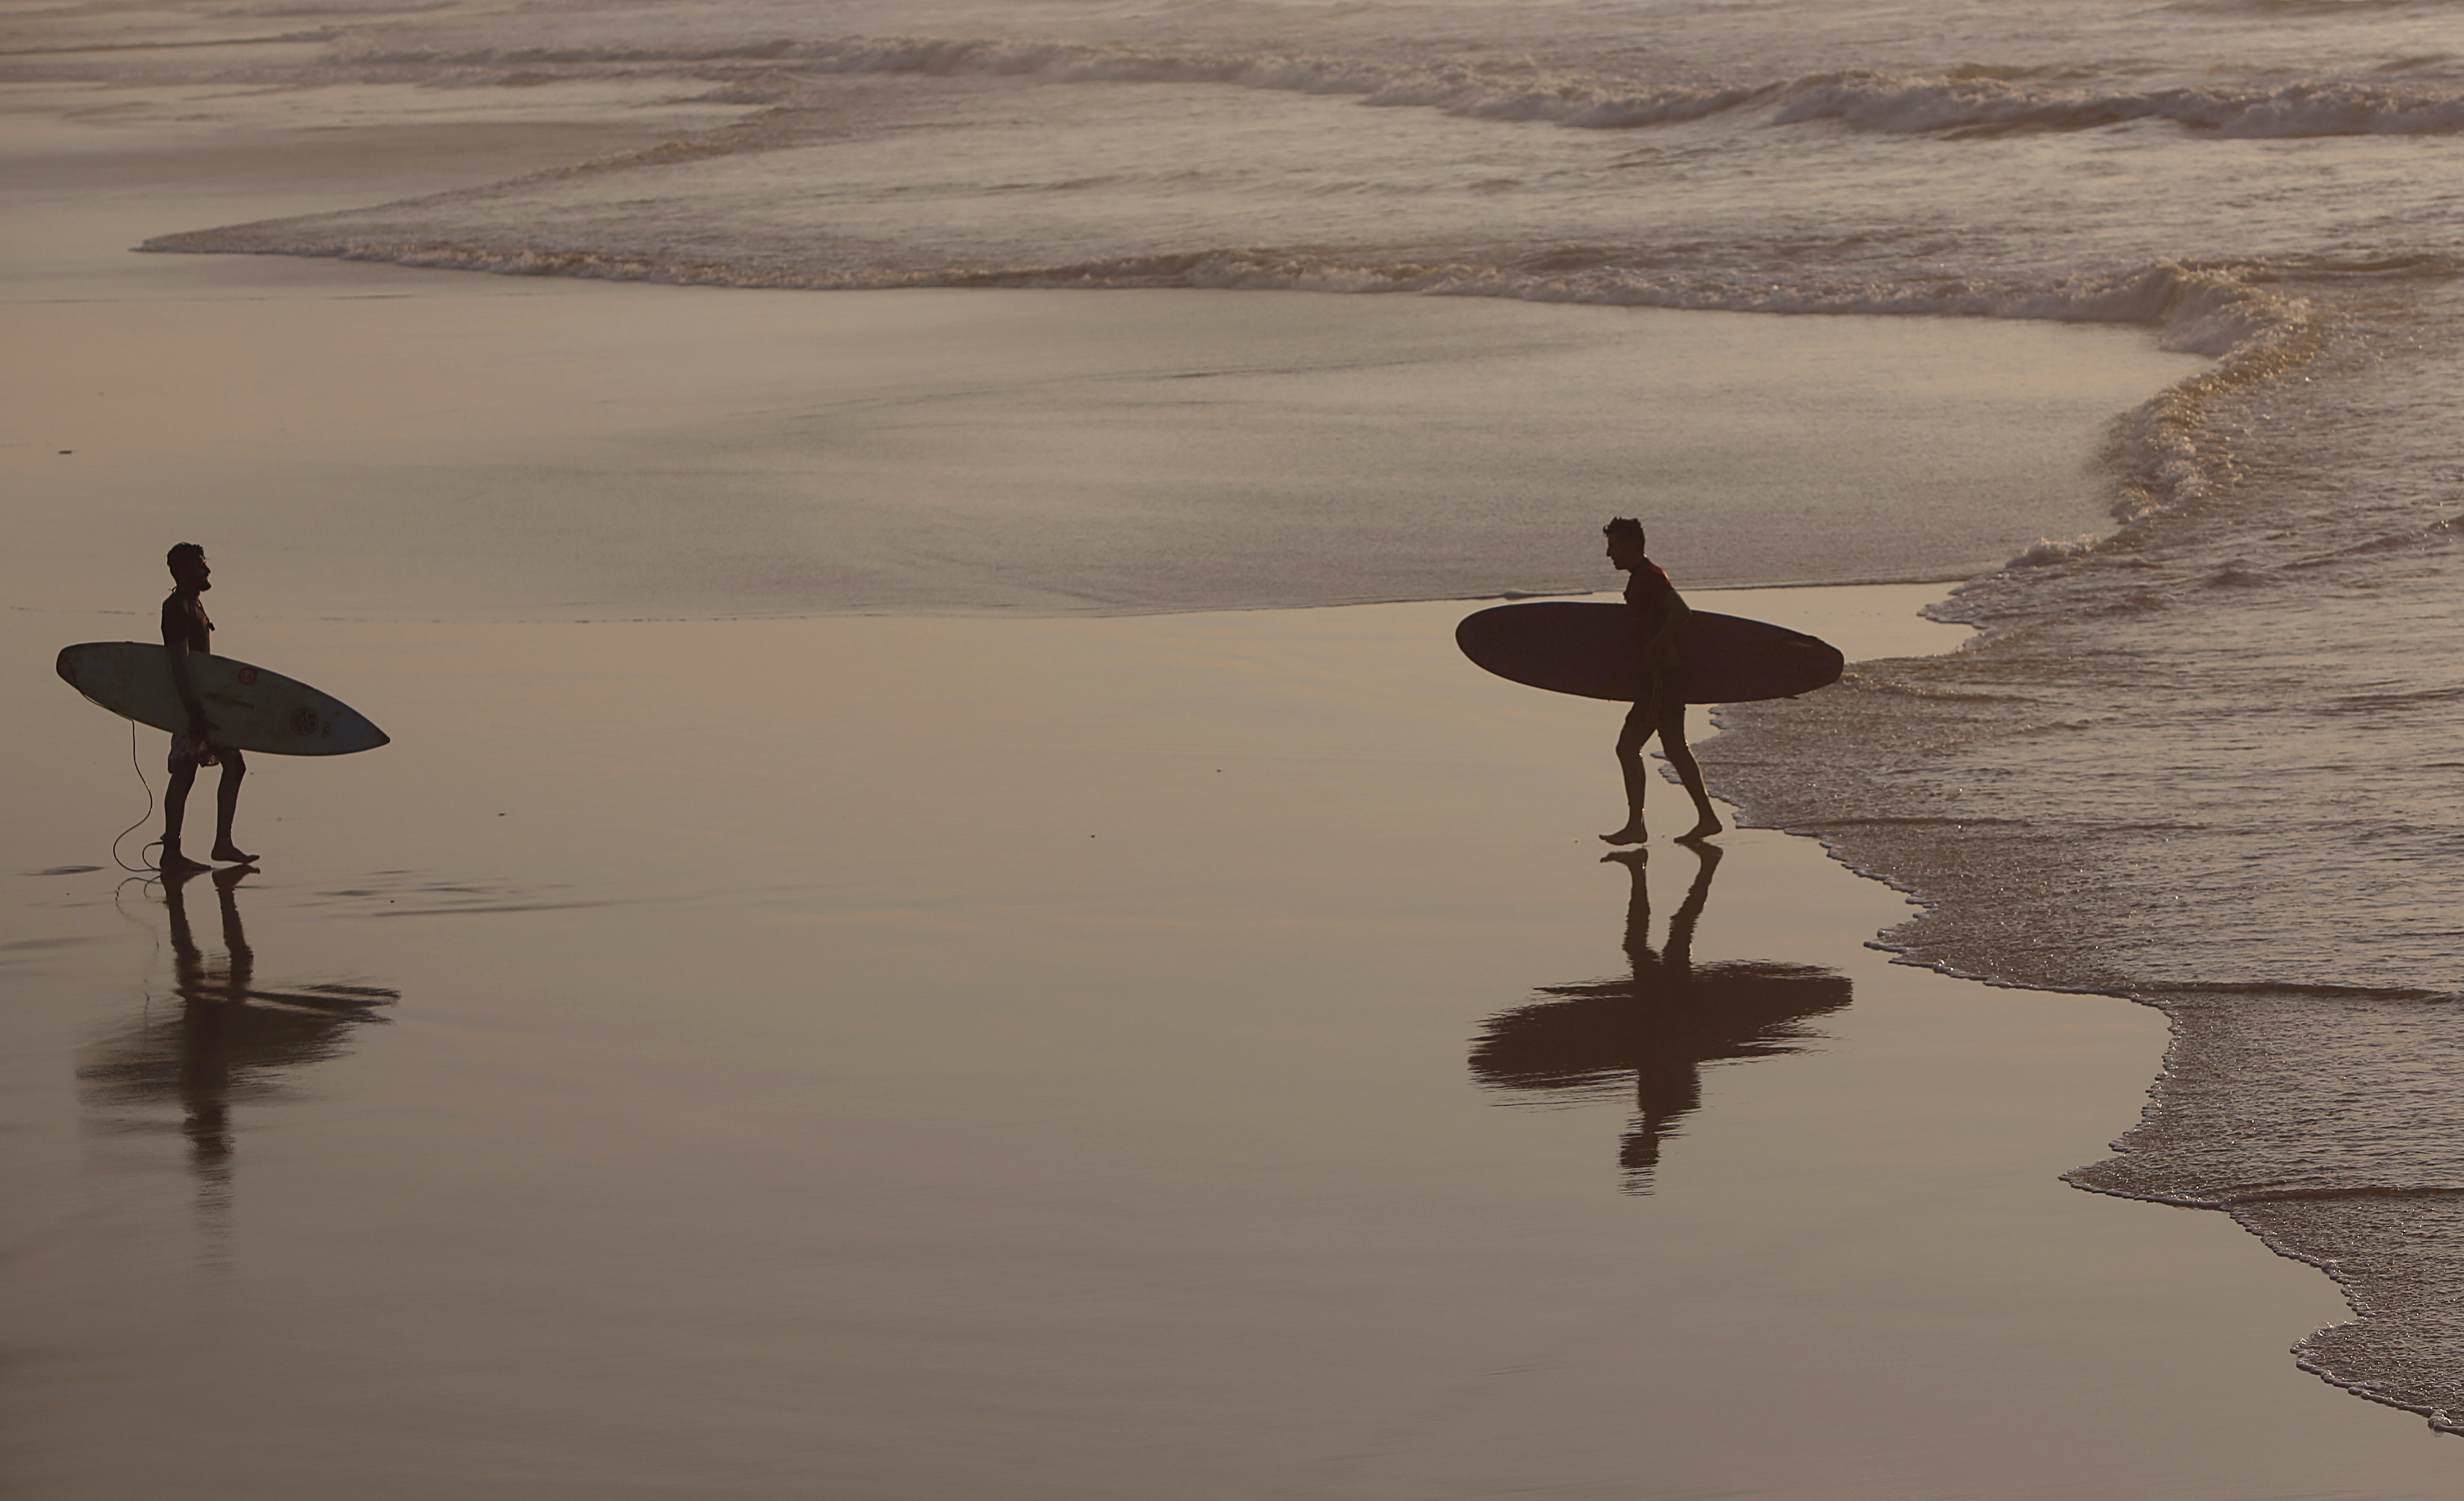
[8,592,2460,1499]
[9,88,2463,1499]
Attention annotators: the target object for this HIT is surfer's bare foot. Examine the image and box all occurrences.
[1676,815,1724,843]
[1599,822,1647,846]
[211,843,256,864]
[158,845,211,874]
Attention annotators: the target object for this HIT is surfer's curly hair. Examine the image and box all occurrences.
[1602,518,1645,546]
[166,542,204,574]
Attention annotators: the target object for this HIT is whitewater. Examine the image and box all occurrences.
[14,0,2464,1434]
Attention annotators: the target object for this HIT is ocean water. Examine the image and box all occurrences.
[15,0,2464,1434]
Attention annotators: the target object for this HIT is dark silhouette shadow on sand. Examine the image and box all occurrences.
[78,866,395,1256]
[1469,844,1850,1193]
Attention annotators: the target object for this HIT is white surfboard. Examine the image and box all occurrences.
[57,642,389,756]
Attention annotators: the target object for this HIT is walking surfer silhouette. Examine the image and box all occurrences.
[1599,518,1722,846]
[158,543,255,872]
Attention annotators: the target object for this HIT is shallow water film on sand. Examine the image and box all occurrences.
[8,0,2464,1483]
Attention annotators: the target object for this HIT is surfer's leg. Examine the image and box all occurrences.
[1601,701,1654,845]
[160,752,210,873]
[209,751,254,864]
[1656,712,1723,842]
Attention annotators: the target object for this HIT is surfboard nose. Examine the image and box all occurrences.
[331,708,391,753]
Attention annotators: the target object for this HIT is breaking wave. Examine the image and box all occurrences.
[331,33,2464,141]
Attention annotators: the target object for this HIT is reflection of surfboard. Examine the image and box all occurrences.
[56,643,389,756]
[1456,602,1844,704]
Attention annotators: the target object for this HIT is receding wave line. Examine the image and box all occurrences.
[1775,72,2464,138]
[136,229,2300,355]
[0,30,333,55]
[2323,684,2464,712]
[2228,1184,2464,1204]
[2130,980,2464,1001]
[2162,0,2452,14]
[337,33,2464,141]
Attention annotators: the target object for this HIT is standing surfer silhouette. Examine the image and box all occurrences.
[1600,518,1722,846]
[159,543,255,873]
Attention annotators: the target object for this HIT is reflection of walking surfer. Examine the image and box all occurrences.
[159,543,256,873]
[1467,841,1852,1193]
[1599,518,1722,846]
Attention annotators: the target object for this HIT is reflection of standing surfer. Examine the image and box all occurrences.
[159,543,254,873]
[1469,843,1850,1192]
[77,865,394,1250]
[1599,518,1722,846]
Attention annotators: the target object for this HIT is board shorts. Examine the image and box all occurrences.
[1618,664,1691,747]
[168,733,244,774]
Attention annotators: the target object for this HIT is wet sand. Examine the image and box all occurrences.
[8,593,2464,1499]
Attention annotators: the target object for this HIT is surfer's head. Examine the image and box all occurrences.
[1602,517,1646,571]
[166,542,210,593]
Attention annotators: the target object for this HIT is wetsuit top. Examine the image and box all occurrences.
[161,590,212,653]
[1623,560,1677,640]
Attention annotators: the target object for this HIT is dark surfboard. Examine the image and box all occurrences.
[1455,602,1844,704]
